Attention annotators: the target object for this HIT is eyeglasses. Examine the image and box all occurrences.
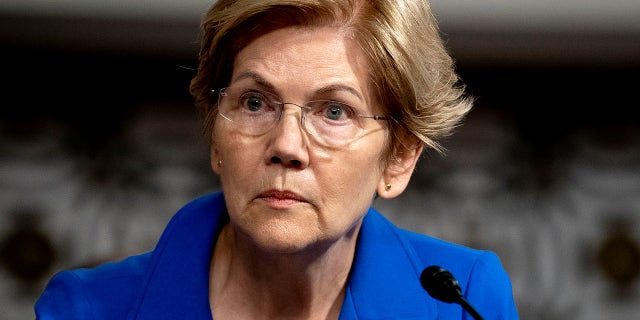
[213,86,395,148]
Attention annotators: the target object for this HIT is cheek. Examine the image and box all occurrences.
[322,149,383,208]
[213,122,261,163]
[319,166,380,234]
[214,132,265,190]
[223,144,262,178]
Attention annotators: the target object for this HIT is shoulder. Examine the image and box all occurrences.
[364,209,487,267]
[35,251,152,319]
[401,229,520,319]
[34,193,227,320]
[364,210,519,318]
[398,227,513,294]
[396,226,488,267]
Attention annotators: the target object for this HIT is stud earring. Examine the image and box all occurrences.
[384,183,391,191]
[217,160,222,167]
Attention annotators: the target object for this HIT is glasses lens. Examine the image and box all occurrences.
[218,88,279,136]
[304,101,362,147]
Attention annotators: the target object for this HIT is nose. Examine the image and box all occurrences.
[266,105,309,169]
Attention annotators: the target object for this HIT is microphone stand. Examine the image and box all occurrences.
[456,296,484,320]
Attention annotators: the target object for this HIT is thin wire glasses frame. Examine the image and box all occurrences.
[212,87,396,148]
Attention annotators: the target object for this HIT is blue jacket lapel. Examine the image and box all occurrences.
[340,207,436,319]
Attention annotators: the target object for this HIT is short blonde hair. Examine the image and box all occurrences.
[190,0,472,157]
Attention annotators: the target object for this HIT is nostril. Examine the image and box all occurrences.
[270,156,302,168]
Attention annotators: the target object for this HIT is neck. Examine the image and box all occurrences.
[209,224,359,320]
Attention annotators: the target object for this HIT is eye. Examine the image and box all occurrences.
[239,92,266,112]
[321,101,354,121]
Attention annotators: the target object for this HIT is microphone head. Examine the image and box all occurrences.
[420,266,463,304]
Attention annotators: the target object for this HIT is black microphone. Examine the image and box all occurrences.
[420,266,484,320]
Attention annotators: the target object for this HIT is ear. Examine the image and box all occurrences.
[376,142,423,199]
[210,146,221,175]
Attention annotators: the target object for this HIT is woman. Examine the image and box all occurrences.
[36,0,519,319]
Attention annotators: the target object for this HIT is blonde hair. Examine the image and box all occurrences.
[190,0,472,157]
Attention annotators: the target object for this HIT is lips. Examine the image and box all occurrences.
[258,189,304,201]
[257,189,307,207]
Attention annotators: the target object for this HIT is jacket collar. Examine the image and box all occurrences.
[340,207,436,319]
[131,193,435,319]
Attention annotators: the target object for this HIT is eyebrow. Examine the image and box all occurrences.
[231,71,365,102]
[231,71,275,91]
[316,84,365,103]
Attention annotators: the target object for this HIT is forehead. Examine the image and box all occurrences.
[231,26,372,101]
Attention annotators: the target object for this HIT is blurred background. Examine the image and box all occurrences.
[1,0,639,319]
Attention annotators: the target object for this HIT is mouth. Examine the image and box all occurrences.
[256,189,307,208]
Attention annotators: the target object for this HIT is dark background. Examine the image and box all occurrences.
[1,1,639,319]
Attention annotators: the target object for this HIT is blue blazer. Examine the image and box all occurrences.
[35,192,519,319]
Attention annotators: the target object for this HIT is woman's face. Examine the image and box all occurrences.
[211,26,411,253]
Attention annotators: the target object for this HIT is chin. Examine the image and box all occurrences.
[253,224,322,254]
